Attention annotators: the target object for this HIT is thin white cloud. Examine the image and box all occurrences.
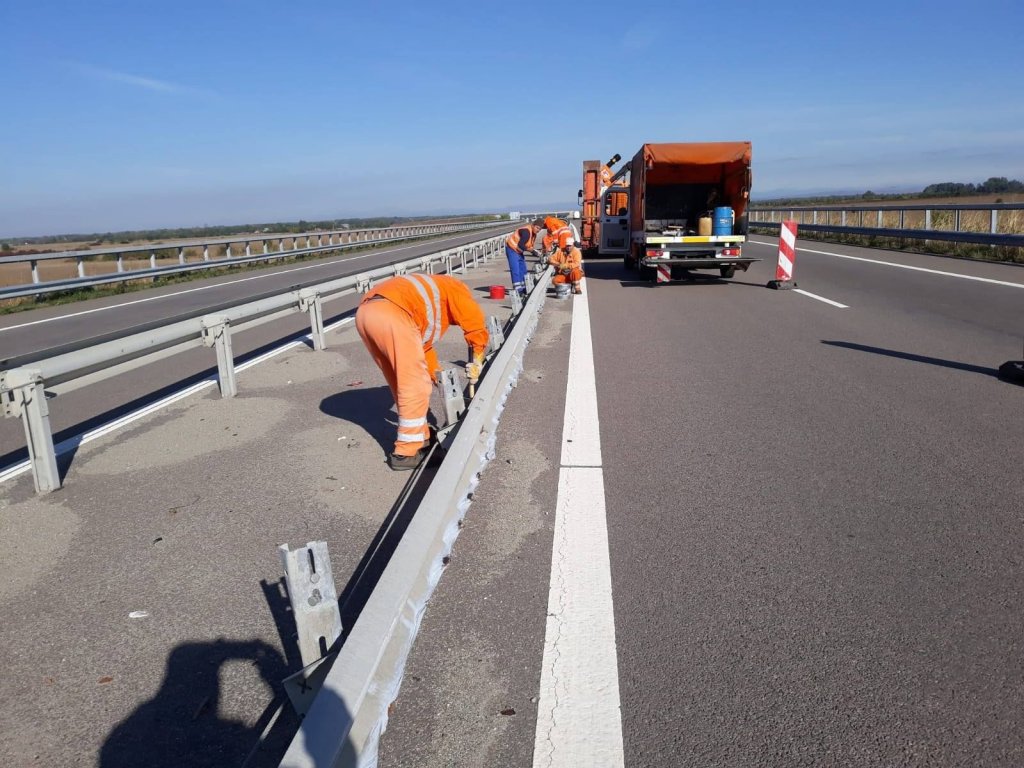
[74,63,217,97]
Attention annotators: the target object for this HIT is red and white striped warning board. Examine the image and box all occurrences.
[776,221,798,281]
[657,264,671,283]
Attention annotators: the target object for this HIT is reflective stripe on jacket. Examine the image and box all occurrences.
[362,274,490,375]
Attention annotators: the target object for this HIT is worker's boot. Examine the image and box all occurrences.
[572,282,583,295]
[388,449,427,471]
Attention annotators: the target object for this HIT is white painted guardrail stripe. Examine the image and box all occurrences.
[533,279,625,768]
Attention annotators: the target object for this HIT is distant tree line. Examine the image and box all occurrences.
[8,213,498,247]
[754,177,1024,207]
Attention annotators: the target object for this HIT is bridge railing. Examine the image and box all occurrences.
[0,220,501,299]
[0,229,513,494]
[749,202,1024,248]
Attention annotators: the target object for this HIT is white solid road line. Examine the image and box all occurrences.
[749,239,1024,289]
[793,288,849,309]
[533,280,625,768]
[0,241,429,334]
[0,317,355,484]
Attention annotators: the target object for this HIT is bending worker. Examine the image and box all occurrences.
[542,215,574,254]
[549,234,584,295]
[505,219,543,296]
[355,273,489,470]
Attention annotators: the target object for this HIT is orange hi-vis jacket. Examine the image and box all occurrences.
[549,245,583,274]
[542,216,571,252]
[363,274,489,377]
[505,225,536,254]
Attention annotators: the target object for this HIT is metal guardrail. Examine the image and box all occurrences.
[280,264,553,768]
[0,230,514,493]
[749,203,1024,248]
[0,220,504,299]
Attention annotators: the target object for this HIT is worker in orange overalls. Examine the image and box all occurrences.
[505,219,543,296]
[355,273,489,470]
[549,232,584,295]
[542,215,575,254]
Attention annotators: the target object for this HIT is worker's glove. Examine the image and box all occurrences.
[524,249,538,258]
[466,352,485,384]
[560,266,571,276]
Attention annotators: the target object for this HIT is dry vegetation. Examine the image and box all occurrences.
[756,194,1024,263]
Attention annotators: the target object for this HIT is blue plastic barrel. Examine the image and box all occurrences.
[713,206,734,236]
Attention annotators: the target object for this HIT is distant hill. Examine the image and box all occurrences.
[753,177,1024,207]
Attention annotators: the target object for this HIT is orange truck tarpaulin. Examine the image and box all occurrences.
[356,274,488,456]
[632,141,753,219]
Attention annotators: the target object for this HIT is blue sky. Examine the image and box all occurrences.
[2,0,1023,236]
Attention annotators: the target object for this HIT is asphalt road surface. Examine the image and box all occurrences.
[4,231,1023,766]
[381,236,1024,766]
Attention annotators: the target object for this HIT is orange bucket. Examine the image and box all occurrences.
[489,285,506,299]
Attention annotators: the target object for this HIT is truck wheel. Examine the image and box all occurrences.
[640,264,657,283]
[623,255,634,270]
[720,266,736,279]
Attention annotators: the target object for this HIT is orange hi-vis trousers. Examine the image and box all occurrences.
[552,268,583,285]
[355,298,432,456]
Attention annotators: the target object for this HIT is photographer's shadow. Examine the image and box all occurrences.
[100,639,286,767]
[320,385,398,455]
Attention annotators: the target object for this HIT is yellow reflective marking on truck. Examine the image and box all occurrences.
[644,235,748,244]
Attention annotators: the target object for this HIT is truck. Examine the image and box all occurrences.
[579,142,757,282]
[578,155,629,257]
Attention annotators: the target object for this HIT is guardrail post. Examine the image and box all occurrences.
[486,315,505,354]
[299,289,327,351]
[524,272,535,293]
[77,257,86,278]
[149,251,157,269]
[437,368,465,426]
[31,260,40,284]
[899,210,905,229]
[278,542,343,668]
[877,210,883,227]
[510,289,523,315]
[203,246,210,262]
[178,247,186,265]
[201,315,237,398]
[1,368,61,493]
[954,209,961,232]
